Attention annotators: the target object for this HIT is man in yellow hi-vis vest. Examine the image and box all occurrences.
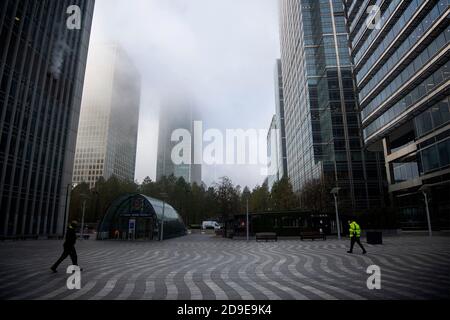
[347,219,367,254]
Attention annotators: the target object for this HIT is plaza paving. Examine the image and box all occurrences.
[0,233,449,300]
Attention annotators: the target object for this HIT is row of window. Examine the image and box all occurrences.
[352,0,401,56]
[73,175,102,182]
[355,0,427,70]
[363,66,449,140]
[359,11,448,100]
[75,153,105,160]
[349,0,371,33]
[392,136,450,183]
[360,37,449,122]
[420,137,450,174]
[357,0,448,84]
[74,158,104,165]
[0,191,60,235]
[347,0,361,22]
[414,98,450,137]
[74,164,104,170]
[393,161,419,183]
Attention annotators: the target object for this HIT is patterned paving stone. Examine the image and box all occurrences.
[0,234,449,300]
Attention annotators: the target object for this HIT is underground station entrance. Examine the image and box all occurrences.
[97,194,187,241]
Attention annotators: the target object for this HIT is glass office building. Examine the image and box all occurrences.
[0,0,95,238]
[267,115,280,190]
[275,60,288,181]
[72,44,141,189]
[156,95,202,185]
[345,0,449,228]
[278,0,386,211]
[268,59,288,191]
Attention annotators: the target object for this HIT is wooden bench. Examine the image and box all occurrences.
[256,232,278,242]
[300,231,326,241]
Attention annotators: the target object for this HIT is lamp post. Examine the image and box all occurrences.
[159,193,168,241]
[419,185,432,237]
[331,187,341,240]
[79,193,90,241]
[246,198,249,241]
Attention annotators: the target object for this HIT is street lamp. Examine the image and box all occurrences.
[246,198,249,241]
[79,193,91,241]
[159,193,168,241]
[331,187,341,240]
[419,185,432,237]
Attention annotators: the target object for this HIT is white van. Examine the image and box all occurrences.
[202,221,221,230]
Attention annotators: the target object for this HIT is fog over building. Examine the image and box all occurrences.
[0,0,95,237]
[156,96,202,185]
[72,44,141,188]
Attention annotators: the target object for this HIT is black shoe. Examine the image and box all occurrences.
[363,251,367,255]
[51,267,57,273]
[347,251,352,254]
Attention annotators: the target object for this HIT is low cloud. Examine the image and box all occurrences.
[89,0,280,188]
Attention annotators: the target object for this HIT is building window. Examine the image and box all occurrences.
[420,138,450,174]
[414,99,450,138]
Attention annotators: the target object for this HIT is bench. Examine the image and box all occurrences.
[256,232,277,242]
[300,231,326,241]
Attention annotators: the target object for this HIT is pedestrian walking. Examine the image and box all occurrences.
[51,221,82,272]
[347,219,367,254]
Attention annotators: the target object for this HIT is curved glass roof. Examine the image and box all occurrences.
[141,195,181,221]
[98,193,185,232]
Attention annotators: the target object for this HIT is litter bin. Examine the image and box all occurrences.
[366,231,382,244]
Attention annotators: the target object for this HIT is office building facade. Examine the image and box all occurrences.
[0,0,95,237]
[156,97,202,185]
[72,44,141,189]
[267,115,280,190]
[274,59,288,180]
[345,0,449,228]
[268,59,289,190]
[278,0,386,211]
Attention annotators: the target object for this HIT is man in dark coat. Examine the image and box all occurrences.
[51,221,81,272]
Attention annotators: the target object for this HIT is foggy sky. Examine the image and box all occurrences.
[89,0,280,189]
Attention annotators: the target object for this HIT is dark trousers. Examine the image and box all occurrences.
[350,236,366,253]
[52,245,78,269]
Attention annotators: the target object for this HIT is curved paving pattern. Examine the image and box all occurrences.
[0,234,449,300]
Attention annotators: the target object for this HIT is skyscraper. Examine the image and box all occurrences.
[278,0,386,210]
[72,44,141,189]
[267,114,280,190]
[0,0,95,237]
[267,59,288,190]
[274,59,288,180]
[156,96,202,185]
[344,0,449,228]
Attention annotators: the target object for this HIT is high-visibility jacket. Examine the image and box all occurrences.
[349,221,361,238]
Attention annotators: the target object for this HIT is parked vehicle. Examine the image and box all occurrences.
[202,221,221,230]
